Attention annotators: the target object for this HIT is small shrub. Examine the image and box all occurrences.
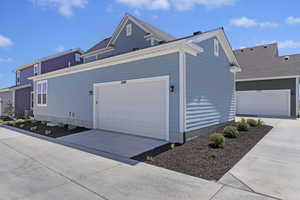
[0,119,4,123]
[19,124,25,128]
[257,119,264,126]
[30,126,38,131]
[41,121,47,125]
[170,143,175,149]
[10,122,16,126]
[209,133,225,148]
[146,156,154,161]
[15,119,25,123]
[44,130,52,135]
[67,125,77,131]
[27,116,35,121]
[247,119,258,127]
[223,126,239,138]
[57,122,65,128]
[237,118,249,131]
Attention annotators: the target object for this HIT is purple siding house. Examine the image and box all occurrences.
[1,48,84,118]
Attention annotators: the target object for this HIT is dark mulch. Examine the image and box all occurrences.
[133,124,273,181]
[0,116,13,121]
[7,121,89,138]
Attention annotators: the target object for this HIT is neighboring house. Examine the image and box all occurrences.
[0,48,84,118]
[0,88,13,117]
[235,43,300,118]
[30,14,240,143]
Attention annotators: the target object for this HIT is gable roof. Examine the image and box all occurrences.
[83,14,175,56]
[85,37,111,54]
[15,48,84,71]
[30,28,239,82]
[235,43,300,80]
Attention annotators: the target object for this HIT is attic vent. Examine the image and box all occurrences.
[264,46,268,48]
[193,31,202,35]
[159,41,166,44]
[284,56,290,61]
[250,48,254,51]
[241,49,244,52]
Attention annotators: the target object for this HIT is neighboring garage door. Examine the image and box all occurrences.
[237,90,291,117]
[94,76,169,141]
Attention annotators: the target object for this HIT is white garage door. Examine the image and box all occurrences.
[94,76,169,140]
[237,90,291,117]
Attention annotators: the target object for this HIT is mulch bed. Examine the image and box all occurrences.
[7,121,89,138]
[133,124,273,181]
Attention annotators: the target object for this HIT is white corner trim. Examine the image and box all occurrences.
[29,41,201,81]
[179,50,186,133]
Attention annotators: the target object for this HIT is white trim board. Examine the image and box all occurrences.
[179,50,186,133]
[29,40,202,81]
[93,75,170,141]
[237,76,300,82]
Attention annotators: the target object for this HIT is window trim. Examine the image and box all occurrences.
[34,63,41,76]
[36,80,47,107]
[214,39,219,57]
[126,23,132,37]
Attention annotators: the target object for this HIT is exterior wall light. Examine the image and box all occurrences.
[170,85,175,93]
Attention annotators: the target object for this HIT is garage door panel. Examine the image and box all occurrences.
[237,90,290,117]
[95,77,169,140]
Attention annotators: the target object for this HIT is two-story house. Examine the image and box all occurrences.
[30,14,240,143]
[0,48,83,118]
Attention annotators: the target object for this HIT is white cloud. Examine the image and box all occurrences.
[172,0,235,10]
[117,0,170,10]
[32,0,87,17]
[0,35,13,48]
[116,0,235,10]
[55,45,65,52]
[257,40,300,49]
[286,16,300,24]
[230,17,279,28]
[0,58,13,62]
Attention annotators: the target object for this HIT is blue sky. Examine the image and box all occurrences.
[1,0,300,88]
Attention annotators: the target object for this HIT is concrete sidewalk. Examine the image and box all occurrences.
[0,125,277,200]
[220,118,300,200]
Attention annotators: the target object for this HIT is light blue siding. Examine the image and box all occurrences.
[87,19,151,62]
[185,38,235,132]
[34,53,180,136]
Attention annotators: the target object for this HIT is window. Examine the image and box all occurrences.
[37,80,47,106]
[126,23,132,36]
[75,53,81,62]
[31,91,34,109]
[214,39,219,57]
[34,63,41,76]
[150,39,155,46]
[16,71,20,85]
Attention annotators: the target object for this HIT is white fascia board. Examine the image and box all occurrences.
[82,47,114,58]
[10,84,32,91]
[29,41,201,81]
[237,75,300,82]
[186,29,241,69]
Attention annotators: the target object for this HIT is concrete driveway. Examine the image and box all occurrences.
[220,117,300,200]
[0,125,278,200]
[58,129,167,158]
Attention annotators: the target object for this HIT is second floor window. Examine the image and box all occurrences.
[37,80,47,106]
[16,71,20,85]
[75,53,81,63]
[34,63,41,76]
[214,39,219,57]
[126,24,132,37]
